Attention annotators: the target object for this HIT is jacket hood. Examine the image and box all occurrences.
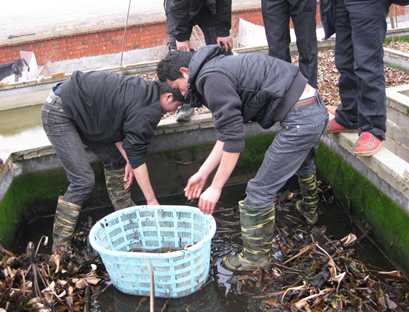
[186,45,232,107]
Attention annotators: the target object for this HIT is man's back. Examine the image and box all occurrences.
[57,71,161,143]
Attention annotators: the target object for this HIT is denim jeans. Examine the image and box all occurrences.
[41,92,125,206]
[244,94,328,207]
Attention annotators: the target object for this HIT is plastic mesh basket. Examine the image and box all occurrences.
[89,205,216,298]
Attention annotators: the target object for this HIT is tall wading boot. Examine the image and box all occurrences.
[222,200,276,272]
[295,174,319,225]
[52,196,81,253]
[104,167,136,210]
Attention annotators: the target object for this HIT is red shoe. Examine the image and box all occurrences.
[326,118,357,134]
[353,132,382,157]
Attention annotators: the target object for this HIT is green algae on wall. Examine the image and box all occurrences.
[315,143,409,272]
[0,169,68,246]
[0,164,107,247]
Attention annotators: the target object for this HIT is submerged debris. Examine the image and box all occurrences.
[212,183,409,311]
[2,183,409,311]
[0,219,108,311]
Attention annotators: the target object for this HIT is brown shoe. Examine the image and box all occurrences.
[326,118,358,134]
[353,132,382,157]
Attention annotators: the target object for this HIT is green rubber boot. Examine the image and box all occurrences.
[295,174,319,225]
[222,200,276,272]
[104,167,135,210]
[52,196,81,253]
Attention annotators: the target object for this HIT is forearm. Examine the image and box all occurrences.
[115,141,130,163]
[211,151,240,189]
[198,140,224,176]
[133,164,157,203]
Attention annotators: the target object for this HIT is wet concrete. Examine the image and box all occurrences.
[0,105,49,161]
[14,181,396,312]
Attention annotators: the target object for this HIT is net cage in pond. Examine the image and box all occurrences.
[89,205,217,298]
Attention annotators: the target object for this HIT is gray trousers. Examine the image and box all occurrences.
[244,95,328,207]
[261,0,318,88]
[41,93,125,206]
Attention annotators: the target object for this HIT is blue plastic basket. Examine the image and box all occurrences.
[89,205,216,298]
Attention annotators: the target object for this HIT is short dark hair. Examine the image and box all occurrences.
[158,81,185,102]
[157,50,193,82]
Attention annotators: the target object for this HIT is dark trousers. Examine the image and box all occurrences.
[164,0,218,50]
[334,0,389,140]
[41,92,125,206]
[261,0,318,88]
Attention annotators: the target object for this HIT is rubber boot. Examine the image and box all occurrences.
[104,167,135,210]
[222,200,276,271]
[52,196,81,253]
[295,174,319,225]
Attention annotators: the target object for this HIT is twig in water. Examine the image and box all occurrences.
[149,263,155,312]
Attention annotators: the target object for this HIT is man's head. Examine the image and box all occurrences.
[158,83,184,113]
[157,50,193,97]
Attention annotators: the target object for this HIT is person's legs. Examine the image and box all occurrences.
[346,0,388,141]
[164,0,178,50]
[42,94,95,252]
[261,0,291,62]
[291,0,318,88]
[333,0,359,130]
[223,95,328,271]
[90,143,135,210]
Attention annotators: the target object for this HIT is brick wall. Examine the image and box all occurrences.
[0,5,407,65]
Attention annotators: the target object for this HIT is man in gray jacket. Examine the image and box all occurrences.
[42,71,182,253]
[157,46,328,271]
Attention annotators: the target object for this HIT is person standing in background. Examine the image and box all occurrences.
[164,0,233,122]
[261,0,318,88]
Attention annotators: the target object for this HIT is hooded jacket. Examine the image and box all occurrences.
[56,71,163,169]
[187,45,308,153]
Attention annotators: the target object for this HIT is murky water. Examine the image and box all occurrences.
[0,105,49,161]
[15,182,395,312]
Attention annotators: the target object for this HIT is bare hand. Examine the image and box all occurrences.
[184,171,208,200]
[176,40,191,51]
[217,36,233,51]
[198,186,221,214]
[123,163,134,191]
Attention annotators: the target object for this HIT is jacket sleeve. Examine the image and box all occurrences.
[200,73,245,153]
[166,0,193,42]
[214,0,232,37]
[122,110,158,169]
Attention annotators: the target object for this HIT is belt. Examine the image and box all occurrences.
[294,95,317,109]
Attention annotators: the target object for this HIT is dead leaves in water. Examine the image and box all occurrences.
[0,222,107,311]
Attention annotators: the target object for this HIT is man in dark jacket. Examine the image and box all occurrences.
[326,0,391,156]
[262,0,317,88]
[42,71,182,253]
[165,0,233,122]
[157,46,328,271]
